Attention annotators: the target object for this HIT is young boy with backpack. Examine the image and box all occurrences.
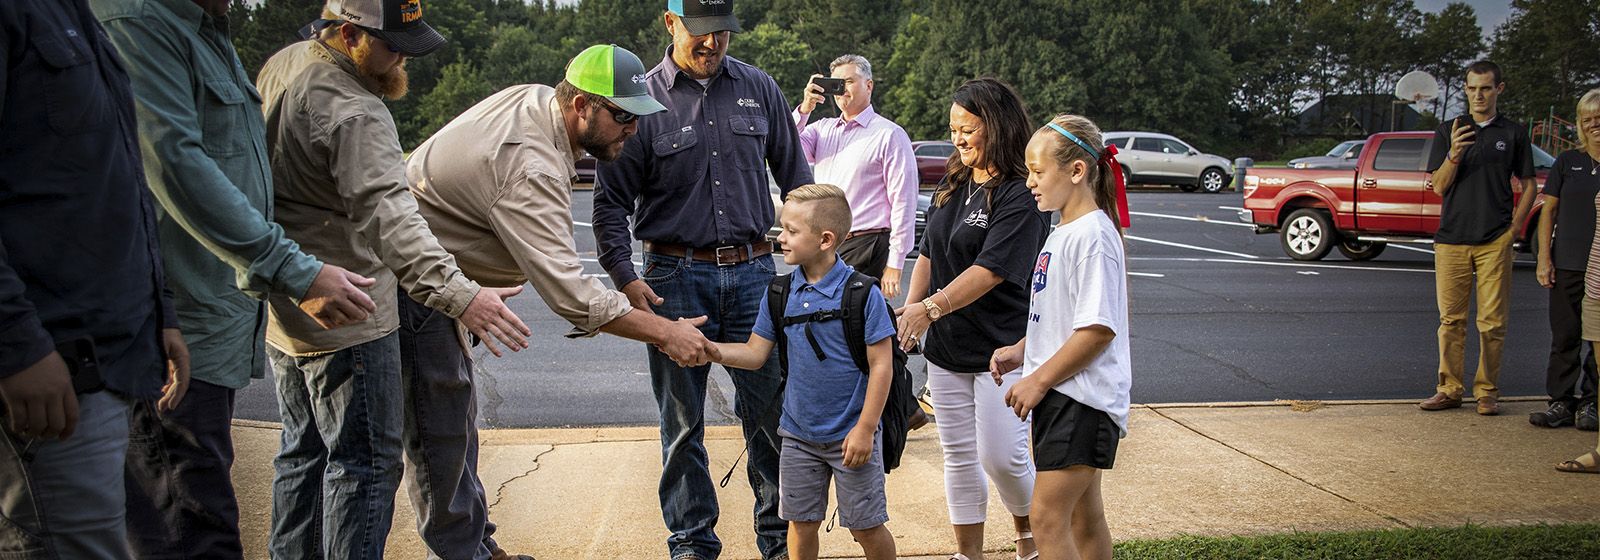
[712,183,900,560]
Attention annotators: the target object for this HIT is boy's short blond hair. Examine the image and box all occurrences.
[785,184,853,241]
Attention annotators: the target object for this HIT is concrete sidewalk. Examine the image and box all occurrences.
[230,399,1600,559]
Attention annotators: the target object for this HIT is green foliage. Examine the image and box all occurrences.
[735,23,813,107]
[413,61,495,142]
[1490,0,1600,123]
[225,0,1587,158]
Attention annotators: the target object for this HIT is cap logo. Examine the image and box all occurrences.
[339,7,364,21]
[400,0,422,24]
[631,74,648,84]
[700,0,727,4]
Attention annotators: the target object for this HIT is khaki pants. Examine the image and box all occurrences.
[1434,229,1514,399]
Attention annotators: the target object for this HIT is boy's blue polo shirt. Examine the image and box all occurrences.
[754,258,896,444]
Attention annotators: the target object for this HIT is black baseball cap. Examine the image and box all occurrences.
[320,0,446,57]
[668,0,742,36]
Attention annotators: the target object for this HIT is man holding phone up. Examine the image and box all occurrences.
[1419,60,1538,416]
[793,55,919,301]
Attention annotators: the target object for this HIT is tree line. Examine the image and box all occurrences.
[228,0,1600,159]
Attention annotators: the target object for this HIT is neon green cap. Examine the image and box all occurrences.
[565,45,667,116]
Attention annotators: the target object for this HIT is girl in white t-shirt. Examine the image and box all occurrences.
[989,114,1131,560]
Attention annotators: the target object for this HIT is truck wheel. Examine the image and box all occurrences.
[1281,208,1334,261]
[1199,168,1227,193]
[1336,240,1387,261]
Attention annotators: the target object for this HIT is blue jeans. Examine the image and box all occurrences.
[0,390,133,560]
[641,251,787,560]
[268,334,403,560]
[397,290,498,560]
[125,380,243,559]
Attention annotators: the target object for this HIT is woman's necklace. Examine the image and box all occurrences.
[966,173,995,205]
[1590,152,1599,176]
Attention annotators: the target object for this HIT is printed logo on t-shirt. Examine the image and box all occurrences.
[1495,140,1507,151]
[736,98,761,108]
[963,208,989,229]
[1030,252,1050,320]
[1032,252,1051,294]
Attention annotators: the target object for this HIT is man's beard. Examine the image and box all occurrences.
[578,118,624,162]
[352,41,409,99]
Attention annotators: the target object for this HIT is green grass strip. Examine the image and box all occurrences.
[1112,523,1600,559]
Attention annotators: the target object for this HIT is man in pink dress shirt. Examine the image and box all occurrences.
[793,54,920,300]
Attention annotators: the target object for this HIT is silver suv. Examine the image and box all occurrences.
[1103,132,1233,193]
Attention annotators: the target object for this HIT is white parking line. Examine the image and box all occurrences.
[1129,272,1166,278]
[1130,211,1255,228]
[1217,205,1244,211]
[1129,256,1434,274]
[1125,235,1259,259]
[1390,244,1436,255]
[573,221,592,227]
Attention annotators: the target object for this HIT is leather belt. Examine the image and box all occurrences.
[845,227,891,240]
[644,240,774,266]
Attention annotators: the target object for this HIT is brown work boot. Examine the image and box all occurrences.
[908,408,929,430]
[489,548,534,560]
[1418,392,1462,411]
[1477,396,1500,416]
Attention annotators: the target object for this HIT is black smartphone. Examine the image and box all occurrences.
[55,337,105,395]
[812,77,846,96]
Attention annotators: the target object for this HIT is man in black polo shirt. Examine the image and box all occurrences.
[1420,60,1537,416]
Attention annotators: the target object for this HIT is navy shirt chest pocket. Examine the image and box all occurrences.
[200,77,258,157]
[30,32,113,136]
[651,126,701,189]
[728,114,769,171]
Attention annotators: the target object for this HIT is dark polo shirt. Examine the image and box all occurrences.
[1544,150,1600,271]
[1426,114,1535,245]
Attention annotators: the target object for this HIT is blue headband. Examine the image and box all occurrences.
[1047,123,1100,161]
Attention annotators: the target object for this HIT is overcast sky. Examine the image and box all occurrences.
[1413,0,1512,38]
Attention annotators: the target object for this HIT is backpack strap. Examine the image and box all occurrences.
[767,274,792,376]
[841,272,877,376]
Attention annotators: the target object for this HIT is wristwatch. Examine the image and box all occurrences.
[922,297,944,321]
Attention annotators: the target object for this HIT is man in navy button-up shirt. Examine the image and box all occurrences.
[592,1,811,558]
[0,0,189,556]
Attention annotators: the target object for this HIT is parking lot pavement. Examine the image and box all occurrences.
[236,190,1554,428]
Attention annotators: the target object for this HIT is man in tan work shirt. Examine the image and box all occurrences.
[403,45,720,559]
[254,0,531,558]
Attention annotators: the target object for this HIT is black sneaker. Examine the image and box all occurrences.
[1577,402,1598,432]
[1530,401,1575,428]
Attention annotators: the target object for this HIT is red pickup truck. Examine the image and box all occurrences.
[1239,131,1554,261]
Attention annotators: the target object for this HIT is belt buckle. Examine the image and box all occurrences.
[714,245,741,267]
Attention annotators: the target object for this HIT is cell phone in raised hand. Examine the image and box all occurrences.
[812,77,846,96]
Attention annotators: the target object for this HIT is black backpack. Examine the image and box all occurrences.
[766,271,919,473]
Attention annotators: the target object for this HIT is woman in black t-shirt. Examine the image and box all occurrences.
[897,78,1050,560]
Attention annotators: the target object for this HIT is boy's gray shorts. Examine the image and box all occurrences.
[777,428,889,530]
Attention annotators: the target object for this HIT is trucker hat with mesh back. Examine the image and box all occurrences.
[565,45,668,117]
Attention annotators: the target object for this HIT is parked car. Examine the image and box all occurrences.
[1288,140,1365,169]
[1240,131,1553,261]
[575,151,596,184]
[910,140,954,186]
[1102,131,1234,193]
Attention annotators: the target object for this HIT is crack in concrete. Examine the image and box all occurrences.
[1145,407,1413,529]
[488,445,559,510]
